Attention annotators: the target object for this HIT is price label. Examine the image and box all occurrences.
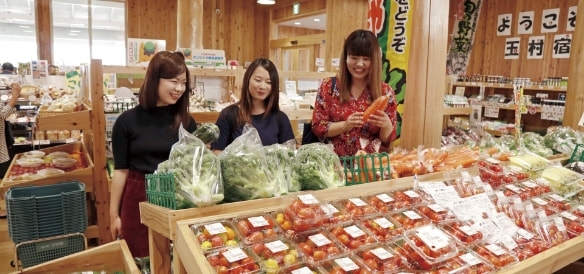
[377,193,394,203]
[374,217,394,229]
[344,225,365,238]
[554,217,567,232]
[459,253,482,266]
[459,225,478,236]
[548,194,565,201]
[532,197,548,206]
[204,223,227,235]
[349,198,367,207]
[265,240,289,253]
[223,247,248,263]
[517,228,534,240]
[522,181,537,188]
[416,226,450,250]
[308,233,331,247]
[505,185,521,193]
[560,211,578,221]
[403,210,422,220]
[499,235,518,251]
[298,194,319,204]
[485,244,506,256]
[334,257,359,271]
[248,216,269,228]
[371,247,393,260]
[428,204,446,212]
[291,267,313,274]
[404,190,421,198]
[321,204,339,215]
[484,106,500,118]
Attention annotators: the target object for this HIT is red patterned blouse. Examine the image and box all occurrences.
[311,77,397,157]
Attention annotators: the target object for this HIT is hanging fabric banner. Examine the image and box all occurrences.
[446,0,483,75]
[367,0,414,146]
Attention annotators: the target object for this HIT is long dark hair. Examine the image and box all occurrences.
[237,58,280,125]
[138,51,191,129]
[338,29,383,103]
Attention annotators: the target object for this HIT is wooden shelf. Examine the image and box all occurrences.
[190,109,313,124]
[452,82,568,92]
[443,107,472,115]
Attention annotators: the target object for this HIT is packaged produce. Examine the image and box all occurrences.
[530,198,559,217]
[191,220,241,253]
[249,239,303,273]
[205,246,261,274]
[355,244,406,273]
[558,211,584,238]
[391,189,429,207]
[400,225,458,269]
[540,194,572,211]
[438,252,495,274]
[541,166,584,196]
[291,142,345,191]
[535,217,569,246]
[502,184,530,201]
[358,214,404,242]
[522,132,554,157]
[283,193,327,233]
[543,126,583,155]
[321,202,352,227]
[338,197,379,219]
[277,261,320,274]
[390,209,431,230]
[292,231,343,262]
[156,125,224,208]
[477,158,506,188]
[509,152,550,172]
[365,193,406,213]
[192,122,220,144]
[265,143,296,192]
[519,180,551,198]
[472,243,518,270]
[441,221,483,246]
[448,177,486,198]
[329,223,377,250]
[319,256,370,274]
[415,204,456,223]
[233,214,279,245]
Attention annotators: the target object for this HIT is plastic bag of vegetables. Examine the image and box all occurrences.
[219,125,284,202]
[292,143,345,190]
[265,141,297,193]
[193,122,220,144]
[544,126,583,155]
[521,132,553,157]
[156,125,224,208]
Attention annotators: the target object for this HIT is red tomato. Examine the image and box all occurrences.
[247,231,264,242]
[312,250,327,261]
[237,220,251,236]
[215,265,228,274]
[210,235,225,247]
[297,207,316,219]
[329,266,345,274]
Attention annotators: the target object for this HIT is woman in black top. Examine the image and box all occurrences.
[110,51,197,257]
[211,58,295,152]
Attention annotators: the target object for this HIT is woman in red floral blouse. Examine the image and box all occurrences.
[311,29,397,157]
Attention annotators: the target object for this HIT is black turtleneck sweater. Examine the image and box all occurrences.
[112,105,197,173]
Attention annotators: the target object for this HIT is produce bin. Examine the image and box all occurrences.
[145,173,177,209]
[15,233,87,269]
[6,180,88,244]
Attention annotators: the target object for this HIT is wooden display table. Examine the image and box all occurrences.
[13,240,140,273]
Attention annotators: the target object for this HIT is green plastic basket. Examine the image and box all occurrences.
[15,233,87,269]
[145,173,177,209]
[340,152,391,185]
[568,144,584,164]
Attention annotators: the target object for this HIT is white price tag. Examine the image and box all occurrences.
[517,228,534,240]
[532,197,548,206]
[560,211,578,221]
[377,193,394,203]
[554,217,567,232]
[204,223,227,235]
[578,205,584,212]
[459,253,482,266]
[416,226,450,250]
[485,244,506,256]
[223,247,248,263]
[403,210,422,220]
[505,185,522,193]
[499,235,518,251]
[308,233,331,247]
[298,194,319,204]
[265,240,289,253]
[374,217,394,229]
[291,267,313,274]
[321,204,339,215]
[248,216,269,228]
[344,225,365,238]
[483,184,494,196]
[459,225,478,236]
[334,257,359,271]
[484,106,500,118]
[522,181,537,188]
[428,204,446,212]
[349,198,367,207]
[549,194,565,201]
[404,190,421,198]
[371,247,393,260]
[537,210,548,220]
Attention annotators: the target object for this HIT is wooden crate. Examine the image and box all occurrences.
[36,104,92,131]
[0,141,94,197]
[14,240,140,273]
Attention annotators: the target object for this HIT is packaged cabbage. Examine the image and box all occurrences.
[509,153,550,171]
[541,166,584,196]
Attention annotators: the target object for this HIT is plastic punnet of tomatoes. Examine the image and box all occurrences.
[191,220,242,253]
[365,192,403,212]
[336,197,379,220]
[477,158,506,189]
[292,231,344,263]
[502,228,550,261]
[472,243,518,270]
[389,209,431,230]
[354,243,406,273]
[558,211,584,238]
[283,193,327,233]
[447,177,486,198]
[529,198,559,217]
[329,222,377,250]
[440,252,495,274]
[277,261,321,274]
[542,194,573,211]
[391,189,429,207]
[519,180,551,198]
[502,184,531,201]
[536,216,570,246]
[570,205,584,218]
[401,225,458,269]
[415,204,456,223]
[205,246,261,274]
[321,202,352,227]
[440,221,483,246]
[233,214,280,245]
[318,256,371,274]
[249,238,304,273]
[358,214,404,242]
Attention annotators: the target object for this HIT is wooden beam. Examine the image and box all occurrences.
[562,0,584,129]
[269,33,326,48]
[35,0,53,64]
[177,0,204,49]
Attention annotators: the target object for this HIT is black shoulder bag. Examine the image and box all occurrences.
[5,120,14,149]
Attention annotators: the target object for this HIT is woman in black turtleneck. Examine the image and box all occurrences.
[109,51,197,258]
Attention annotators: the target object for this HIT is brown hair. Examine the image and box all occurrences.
[338,29,383,103]
[237,58,280,125]
[138,51,191,129]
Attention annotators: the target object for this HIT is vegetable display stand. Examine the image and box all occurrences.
[13,240,140,273]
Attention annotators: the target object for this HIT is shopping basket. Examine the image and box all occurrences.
[340,152,391,185]
[145,173,177,209]
[15,232,87,269]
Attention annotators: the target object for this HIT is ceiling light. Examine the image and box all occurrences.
[294,22,301,25]
[314,18,321,22]
[257,0,275,5]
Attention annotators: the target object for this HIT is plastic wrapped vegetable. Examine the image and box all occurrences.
[544,126,583,155]
[521,132,553,157]
[292,143,345,190]
[219,125,283,202]
[156,125,224,208]
[193,122,220,144]
[265,142,297,193]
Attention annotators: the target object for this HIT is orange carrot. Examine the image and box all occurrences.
[363,95,389,122]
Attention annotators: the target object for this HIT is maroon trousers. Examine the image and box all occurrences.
[120,170,149,258]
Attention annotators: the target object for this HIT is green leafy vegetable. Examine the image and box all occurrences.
[292,143,345,191]
[193,123,220,144]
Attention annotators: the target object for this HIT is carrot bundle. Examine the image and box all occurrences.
[363,95,389,122]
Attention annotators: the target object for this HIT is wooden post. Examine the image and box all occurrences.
[35,0,53,64]
[401,0,449,149]
[177,0,204,49]
[562,0,584,129]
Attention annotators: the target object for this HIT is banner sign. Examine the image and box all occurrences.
[446,0,483,75]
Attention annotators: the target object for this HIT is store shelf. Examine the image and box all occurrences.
[443,107,472,115]
[453,82,568,92]
[190,109,314,124]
